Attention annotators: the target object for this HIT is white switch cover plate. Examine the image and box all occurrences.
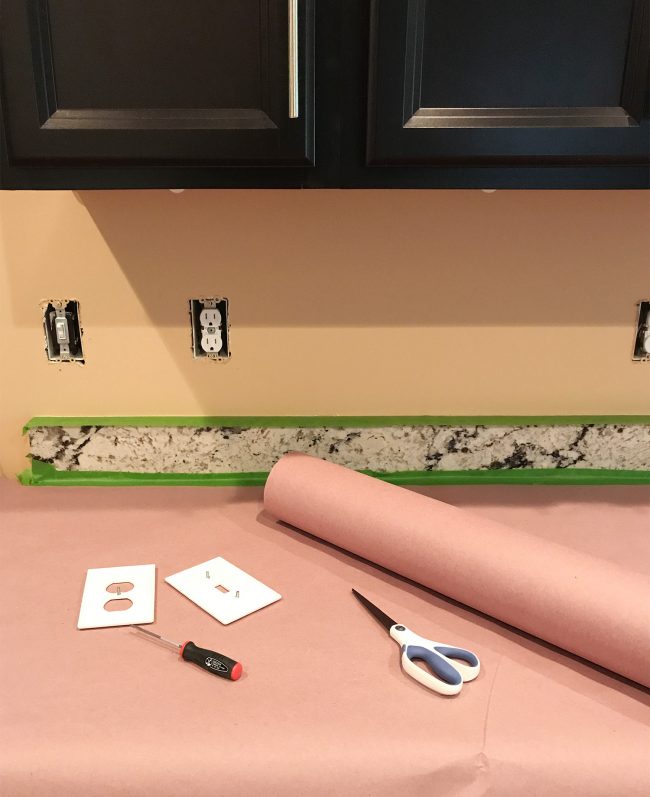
[165,557,281,624]
[78,564,156,629]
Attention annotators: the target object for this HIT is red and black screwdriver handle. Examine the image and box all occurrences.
[180,641,243,681]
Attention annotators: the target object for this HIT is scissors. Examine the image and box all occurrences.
[352,589,480,696]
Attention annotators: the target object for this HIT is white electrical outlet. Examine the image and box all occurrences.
[201,328,223,353]
[190,298,230,360]
[199,307,223,353]
[199,308,221,327]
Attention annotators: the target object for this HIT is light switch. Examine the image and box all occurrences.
[55,317,69,343]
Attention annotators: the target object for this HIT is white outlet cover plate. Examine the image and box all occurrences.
[165,557,281,625]
[78,564,156,629]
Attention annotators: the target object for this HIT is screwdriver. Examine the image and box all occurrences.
[132,625,242,681]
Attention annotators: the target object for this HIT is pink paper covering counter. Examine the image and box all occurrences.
[1,479,649,796]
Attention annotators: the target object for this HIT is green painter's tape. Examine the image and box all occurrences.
[371,469,650,486]
[19,460,268,487]
[22,414,650,434]
[18,460,650,487]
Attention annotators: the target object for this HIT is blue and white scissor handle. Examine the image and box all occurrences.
[389,624,480,696]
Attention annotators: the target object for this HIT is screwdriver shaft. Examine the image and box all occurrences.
[132,624,181,649]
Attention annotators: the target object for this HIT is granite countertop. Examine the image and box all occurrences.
[28,421,650,475]
[1,480,649,796]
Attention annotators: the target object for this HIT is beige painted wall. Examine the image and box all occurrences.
[0,189,648,477]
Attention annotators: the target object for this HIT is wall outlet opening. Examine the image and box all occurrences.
[190,297,230,360]
[106,582,134,594]
[42,299,84,363]
[103,598,134,612]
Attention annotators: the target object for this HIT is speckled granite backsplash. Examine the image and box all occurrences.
[28,422,650,475]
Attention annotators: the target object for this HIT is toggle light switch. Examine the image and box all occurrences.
[54,317,69,343]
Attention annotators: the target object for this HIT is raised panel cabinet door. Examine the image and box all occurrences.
[0,0,314,166]
[367,0,649,174]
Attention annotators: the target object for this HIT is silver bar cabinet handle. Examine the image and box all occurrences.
[288,0,299,118]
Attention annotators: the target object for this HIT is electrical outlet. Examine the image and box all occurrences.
[632,301,650,361]
[190,298,230,360]
[42,299,85,363]
[199,307,222,353]
[200,308,221,328]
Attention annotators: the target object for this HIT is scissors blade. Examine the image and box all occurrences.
[352,589,397,632]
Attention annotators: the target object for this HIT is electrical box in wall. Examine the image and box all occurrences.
[189,298,230,361]
[42,300,84,363]
[633,301,650,361]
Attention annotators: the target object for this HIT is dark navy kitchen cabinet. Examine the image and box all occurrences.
[1,1,648,188]
[0,0,315,186]
[359,0,649,187]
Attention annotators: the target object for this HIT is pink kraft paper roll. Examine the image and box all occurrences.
[264,453,650,687]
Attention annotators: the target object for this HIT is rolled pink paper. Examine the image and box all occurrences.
[264,452,650,687]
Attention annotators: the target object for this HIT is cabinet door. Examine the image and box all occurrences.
[1,0,313,167]
[367,0,649,177]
